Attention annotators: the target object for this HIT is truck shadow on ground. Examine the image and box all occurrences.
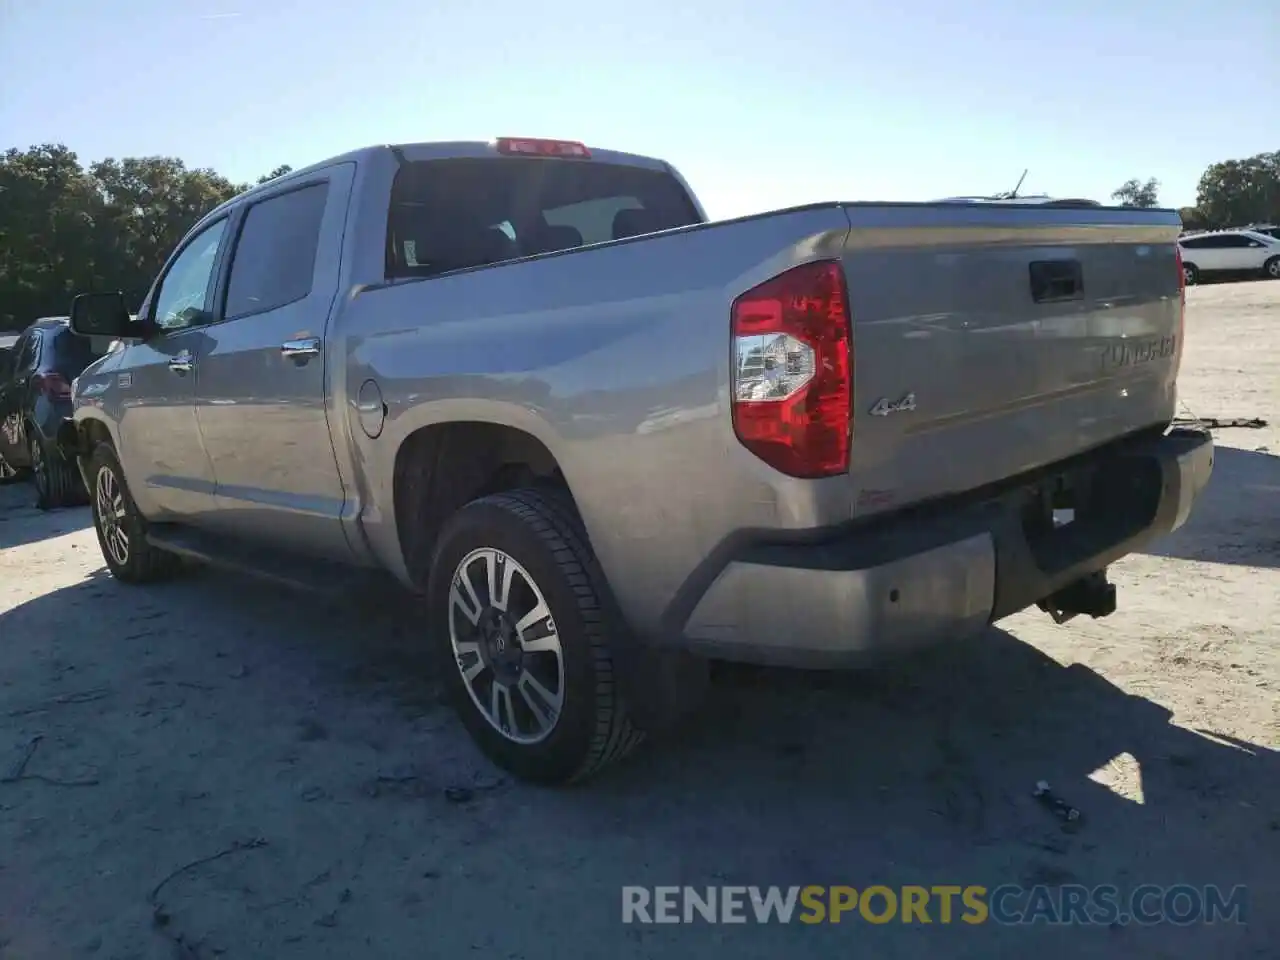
[0,569,1274,959]
[1142,443,1279,568]
[0,482,91,551]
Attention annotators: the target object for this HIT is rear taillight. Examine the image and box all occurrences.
[1173,246,1186,378]
[33,372,72,399]
[730,260,852,478]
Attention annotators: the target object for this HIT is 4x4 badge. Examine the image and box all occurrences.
[869,392,916,417]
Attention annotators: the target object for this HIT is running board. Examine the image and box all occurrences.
[144,524,392,596]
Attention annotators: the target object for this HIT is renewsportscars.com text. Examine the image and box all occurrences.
[621,884,1248,926]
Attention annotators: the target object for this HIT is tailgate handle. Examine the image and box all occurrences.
[1029,260,1084,303]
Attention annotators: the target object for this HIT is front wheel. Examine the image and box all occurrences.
[1264,256,1280,280]
[87,443,183,583]
[427,488,643,784]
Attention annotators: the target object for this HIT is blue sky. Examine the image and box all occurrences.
[3,0,1276,217]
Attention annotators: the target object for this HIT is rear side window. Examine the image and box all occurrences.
[386,157,701,278]
[13,332,38,371]
[224,182,329,320]
[47,326,106,374]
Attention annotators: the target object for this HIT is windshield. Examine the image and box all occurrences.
[386,157,701,278]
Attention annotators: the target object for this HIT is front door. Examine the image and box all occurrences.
[113,216,229,521]
[194,165,354,559]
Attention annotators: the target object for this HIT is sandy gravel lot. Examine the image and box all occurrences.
[1,281,1276,960]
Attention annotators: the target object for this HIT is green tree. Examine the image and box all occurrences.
[0,145,108,329]
[257,164,294,184]
[1111,177,1161,208]
[1195,151,1280,228]
[1178,206,1211,232]
[0,144,287,329]
[89,156,242,306]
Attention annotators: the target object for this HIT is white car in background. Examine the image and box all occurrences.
[1177,229,1280,284]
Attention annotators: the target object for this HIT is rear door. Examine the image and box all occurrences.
[194,164,355,559]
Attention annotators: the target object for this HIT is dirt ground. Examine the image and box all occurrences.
[1,281,1276,960]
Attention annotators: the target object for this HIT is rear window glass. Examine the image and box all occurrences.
[386,157,700,278]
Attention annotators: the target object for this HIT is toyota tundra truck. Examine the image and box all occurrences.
[63,137,1214,783]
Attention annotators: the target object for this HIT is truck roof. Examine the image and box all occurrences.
[207,140,672,223]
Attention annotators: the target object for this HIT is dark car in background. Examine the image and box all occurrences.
[0,317,108,508]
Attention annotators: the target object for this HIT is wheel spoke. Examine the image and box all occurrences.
[109,527,129,565]
[520,620,560,654]
[487,550,516,612]
[517,671,561,731]
[454,641,486,683]
[514,600,551,637]
[450,561,484,625]
[490,682,516,736]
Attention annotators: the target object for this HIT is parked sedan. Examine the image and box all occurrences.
[0,317,107,508]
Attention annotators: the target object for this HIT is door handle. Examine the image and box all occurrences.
[281,338,321,365]
[168,351,194,375]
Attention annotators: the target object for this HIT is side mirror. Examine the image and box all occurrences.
[69,292,143,340]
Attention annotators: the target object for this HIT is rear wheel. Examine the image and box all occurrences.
[87,443,183,583]
[427,488,643,784]
[1264,256,1280,280]
[30,431,83,510]
[1182,262,1199,286]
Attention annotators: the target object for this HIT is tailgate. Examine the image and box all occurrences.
[840,203,1184,516]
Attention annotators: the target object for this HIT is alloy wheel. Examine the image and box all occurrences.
[448,547,565,745]
[95,465,129,566]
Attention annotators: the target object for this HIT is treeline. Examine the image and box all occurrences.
[1110,150,1280,231]
[3,143,1278,332]
[0,144,292,330]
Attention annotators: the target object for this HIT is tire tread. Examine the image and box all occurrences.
[472,488,644,782]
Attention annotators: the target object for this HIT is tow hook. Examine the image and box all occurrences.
[1038,570,1117,625]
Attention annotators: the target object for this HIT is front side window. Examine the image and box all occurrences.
[224,183,329,320]
[153,219,229,331]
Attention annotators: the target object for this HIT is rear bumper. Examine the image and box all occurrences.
[677,428,1213,667]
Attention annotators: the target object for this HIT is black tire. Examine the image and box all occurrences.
[1264,256,1280,281]
[30,430,84,511]
[1182,262,1199,286]
[426,488,643,784]
[86,442,183,583]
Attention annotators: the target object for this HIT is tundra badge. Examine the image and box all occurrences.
[869,392,917,417]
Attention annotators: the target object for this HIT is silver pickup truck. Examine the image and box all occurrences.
[63,137,1213,783]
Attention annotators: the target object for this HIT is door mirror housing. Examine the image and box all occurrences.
[69,292,146,340]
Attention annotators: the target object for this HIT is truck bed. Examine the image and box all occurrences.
[341,197,1184,643]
